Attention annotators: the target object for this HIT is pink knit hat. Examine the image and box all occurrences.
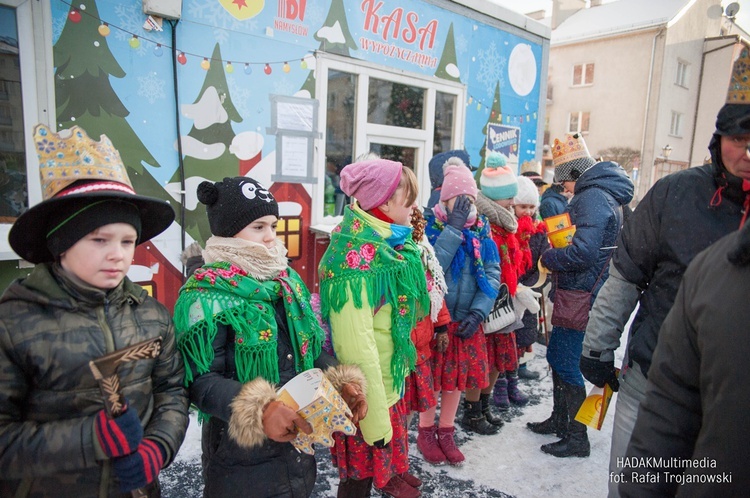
[440,157,478,202]
[340,158,403,210]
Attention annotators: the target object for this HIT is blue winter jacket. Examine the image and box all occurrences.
[539,185,568,219]
[430,223,501,323]
[541,161,634,296]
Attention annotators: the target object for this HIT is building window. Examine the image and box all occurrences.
[675,60,689,88]
[277,216,302,260]
[572,63,594,86]
[670,111,682,137]
[568,111,590,134]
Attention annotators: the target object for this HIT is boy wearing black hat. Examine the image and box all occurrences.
[173,176,367,498]
[0,124,189,497]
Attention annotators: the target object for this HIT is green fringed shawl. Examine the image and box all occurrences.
[318,206,430,390]
[174,262,323,388]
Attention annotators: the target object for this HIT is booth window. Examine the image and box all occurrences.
[277,216,302,260]
[0,5,28,224]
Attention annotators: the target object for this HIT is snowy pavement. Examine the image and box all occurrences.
[160,343,622,497]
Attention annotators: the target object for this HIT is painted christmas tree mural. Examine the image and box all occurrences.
[53,0,167,202]
[475,81,502,179]
[301,0,358,96]
[434,23,461,82]
[171,43,243,241]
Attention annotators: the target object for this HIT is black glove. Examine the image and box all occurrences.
[455,311,484,339]
[446,195,472,230]
[580,356,620,392]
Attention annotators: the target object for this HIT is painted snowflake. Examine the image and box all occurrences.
[476,41,507,95]
[455,32,469,55]
[228,79,252,117]
[187,1,245,45]
[138,72,166,104]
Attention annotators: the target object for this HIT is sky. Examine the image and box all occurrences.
[490,0,750,33]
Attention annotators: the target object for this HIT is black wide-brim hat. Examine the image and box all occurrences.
[9,187,175,264]
[9,124,175,264]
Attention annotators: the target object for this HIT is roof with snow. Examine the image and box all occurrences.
[552,0,693,45]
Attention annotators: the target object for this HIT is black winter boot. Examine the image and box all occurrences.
[540,381,590,458]
[526,371,567,437]
[480,393,504,427]
[460,399,500,435]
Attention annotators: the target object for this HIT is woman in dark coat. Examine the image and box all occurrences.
[528,134,633,458]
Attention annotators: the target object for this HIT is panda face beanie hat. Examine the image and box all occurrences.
[480,152,518,201]
[197,177,279,237]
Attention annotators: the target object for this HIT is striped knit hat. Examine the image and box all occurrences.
[552,133,597,182]
[480,151,518,200]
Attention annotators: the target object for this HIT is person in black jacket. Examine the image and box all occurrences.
[620,218,750,497]
[174,177,368,498]
[580,48,750,497]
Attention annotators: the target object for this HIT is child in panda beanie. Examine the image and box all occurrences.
[173,177,367,498]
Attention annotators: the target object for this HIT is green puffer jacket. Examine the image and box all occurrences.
[0,263,189,498]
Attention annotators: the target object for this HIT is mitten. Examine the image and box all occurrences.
[514,286,542,317]
[94,403,143,458]
[455,311,484,339]
[340,383,368,424]
[580,356,620,391]
[446,195,472,230]
[262,400,313,443]
[112,438,165,492]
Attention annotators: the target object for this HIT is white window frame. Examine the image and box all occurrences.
[669,111,683,137]
[568,111,590,134]
[572,62,594,86]
[313,53,466,225]
[675,60,689,88]
[0,0,55,260]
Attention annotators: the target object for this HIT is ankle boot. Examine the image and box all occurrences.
[437,426,465,465]
[376,475,421,498]
[507,371,529,406]
[337,477,374,498]
[518,363,540,380]
[527,371,567,437]
[416,425,446,465]
[540,381,590,458]
[460,399,500,435]
[492,377,510,411]
[480,393,504,427]
[399,472,422,488]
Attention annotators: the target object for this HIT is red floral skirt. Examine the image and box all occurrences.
[431,321,490,392]
[403,360,437,412]
[486,331,519,374]
[331,398,409,489]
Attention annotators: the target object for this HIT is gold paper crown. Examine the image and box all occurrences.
[552,134,592,167]
[727,47,750,104]
[33,124,133,200]
[520,160,542,175]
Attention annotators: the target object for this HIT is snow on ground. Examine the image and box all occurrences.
[161,335,629,497]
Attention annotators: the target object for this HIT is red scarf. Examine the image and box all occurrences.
[516,215,547,276]
[490,225,521,295]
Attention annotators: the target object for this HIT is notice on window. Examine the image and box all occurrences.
[281,135,309,177]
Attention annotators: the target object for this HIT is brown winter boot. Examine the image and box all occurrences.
[416,425,446,465]
[437,426,465,466]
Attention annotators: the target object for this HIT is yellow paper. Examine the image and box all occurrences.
[574,370,618,430]
[543,212,571,232]
[548,225,576,248]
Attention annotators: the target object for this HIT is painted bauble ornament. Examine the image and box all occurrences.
[225,62,234,73]
[68,10,81,23]
[201,58,210,70]
[177,52,187,65]
[264,63,272,75]
[98,24,110,36]
[283,62,290,73]
[244,63,253,75]
[129,36,140,49]
[153,44,163,57]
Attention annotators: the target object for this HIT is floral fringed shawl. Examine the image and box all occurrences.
[318,206,430,390]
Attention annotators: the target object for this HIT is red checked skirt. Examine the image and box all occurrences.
[485,331,519,374]
[431,321,490,391]
[330,397,409,489]
[403,360,437,412]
